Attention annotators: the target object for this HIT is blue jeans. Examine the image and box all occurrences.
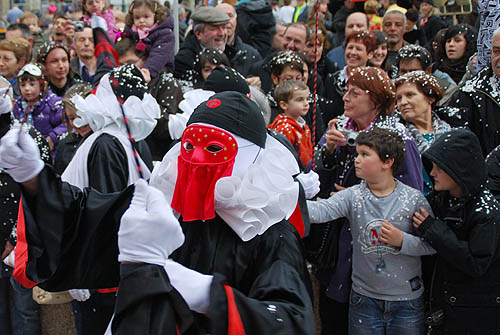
[10,276,41,335]
[348,290,424,335]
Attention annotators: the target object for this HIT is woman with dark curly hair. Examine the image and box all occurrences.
[436,24,477,85]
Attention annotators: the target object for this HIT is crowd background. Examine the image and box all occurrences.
[0,0,499,334]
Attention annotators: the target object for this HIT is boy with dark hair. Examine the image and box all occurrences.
[413,128,500,334]
[268,79,313,167]
[308,127,435,335]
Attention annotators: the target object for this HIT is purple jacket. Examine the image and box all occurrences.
[124,12,175,78]
[13,90,66,148]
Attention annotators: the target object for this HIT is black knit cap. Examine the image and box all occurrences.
[108,64,148,104]
[187,91,267,148]
[203,66,250,95]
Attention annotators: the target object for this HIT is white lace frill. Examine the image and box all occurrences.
[72,73,160,141]
[150,134,300,241]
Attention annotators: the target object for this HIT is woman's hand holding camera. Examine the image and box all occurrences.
[325,119,346,154]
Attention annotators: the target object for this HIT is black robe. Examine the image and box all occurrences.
[15,166,315,334]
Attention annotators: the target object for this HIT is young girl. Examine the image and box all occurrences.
[81,0,117,41]
[124,0,174,81]
[12,63,66,161]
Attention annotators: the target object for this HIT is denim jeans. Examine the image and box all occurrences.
[10,276,41,335]
[348,290,424,335]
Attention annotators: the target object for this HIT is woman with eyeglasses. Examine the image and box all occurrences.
[311,66,423,335]
[324,30,377,127]
[12,63,66,161]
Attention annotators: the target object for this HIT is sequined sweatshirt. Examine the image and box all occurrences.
[307,180,435,301]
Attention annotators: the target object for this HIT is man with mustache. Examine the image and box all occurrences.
[451,27,500,157]
[174,7,230,82]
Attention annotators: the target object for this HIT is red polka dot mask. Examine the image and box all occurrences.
[171,124,239,221]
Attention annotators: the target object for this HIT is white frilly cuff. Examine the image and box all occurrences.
[72,73,160,141]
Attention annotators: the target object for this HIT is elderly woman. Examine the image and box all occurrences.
[436,24,477,85]
[312,66,423,335]
[0,37,30,98]
[324,31,377,124]
[395,71,465,194]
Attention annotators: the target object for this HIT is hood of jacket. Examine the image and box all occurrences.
[422,128,486,197]
[486,145,500,197]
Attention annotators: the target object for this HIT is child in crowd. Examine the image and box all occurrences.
[193,47,230,88]
[54,83,93,175]
[413,128,500,334]
[12,63,66,161]
[268,80,313,168]
[308,127,435,335]
[81,0,117,41]
[124,0,174,80]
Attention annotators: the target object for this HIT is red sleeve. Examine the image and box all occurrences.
[13,197,39,288]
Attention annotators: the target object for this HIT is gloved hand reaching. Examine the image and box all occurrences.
[118,179,185,265]
[68,289,91,302]
[164,260,213,315]
[0,87,12,115]
[90,14,108,31]
[0,128,45,183]
[296,171,320,199]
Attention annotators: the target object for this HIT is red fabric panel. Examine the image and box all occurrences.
[96,287,119,293]
[288,202,305,238]
[13,197,39,288]
[95,42,119,67]
[223,285,245,335]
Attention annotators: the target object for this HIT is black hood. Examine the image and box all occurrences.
[486,145,500,197]
[422,128,486,197]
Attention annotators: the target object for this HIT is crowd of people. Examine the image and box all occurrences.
[0,0,499,334]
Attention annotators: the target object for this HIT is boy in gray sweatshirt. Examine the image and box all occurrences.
[308,127,435,335]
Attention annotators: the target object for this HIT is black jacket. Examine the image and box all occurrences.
[174,31,202,82]
[224,35,262,77]
[416,128,500,334]
[451,66,500,156]
[235,0,275,58]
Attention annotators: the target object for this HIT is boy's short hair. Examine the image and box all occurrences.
[355,127,406,173]
[274,80,309,105]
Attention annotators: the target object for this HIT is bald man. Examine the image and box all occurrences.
[326,12,369,68]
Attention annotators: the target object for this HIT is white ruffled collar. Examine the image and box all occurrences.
[72,73,160,141]
[150,134,300,241]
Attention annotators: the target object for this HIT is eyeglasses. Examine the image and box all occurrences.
[18,64,42,78]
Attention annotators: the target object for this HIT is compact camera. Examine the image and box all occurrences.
[337,126,359,147]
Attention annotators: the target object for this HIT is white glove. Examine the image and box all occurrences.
[0,128,44,183]
[0,87,12,115]
[3,250,14,267]
[296,171,320,199]
[90,14,108,31]
[118,179,185,265]
[68,289,91,302]
[164,260,213,314]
